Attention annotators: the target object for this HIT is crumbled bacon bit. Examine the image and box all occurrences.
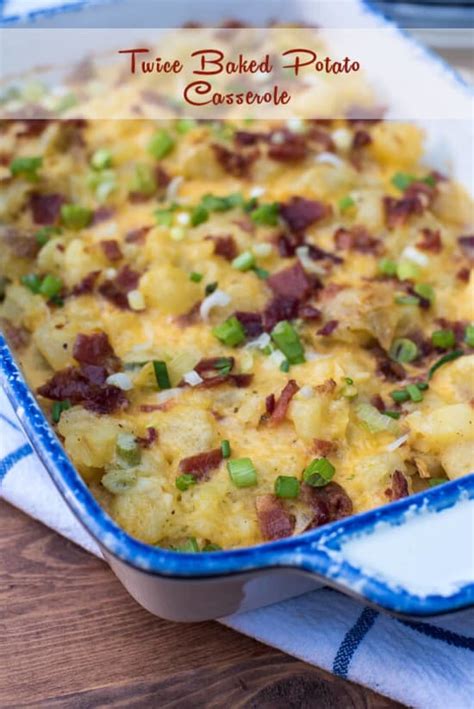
[274,232,302,257]
[98,265,141,309]
[209,235,237,261]
[307,126,335,152]
[136,427,158,448]
[279,197,331,233]
[303,482,353,527]
[262,295,298,332]
[297,304,322,321]
[385,470,409,501]
[178,448,223,480]
[458,235,474,260]
[37,366,127,414]
[269,379,299,426]
[197,373,253,389]
[0,319,30,350]
[100,240,123,262]
[306,244,344,265]
[417,228,442,253]
[155,165,171,188]
[313,439,338,457]
[92,206,115,224]
[371,345,406,381]
[30,193,64,225]
[352,129,371,149]
[71,270,100,296]
[255,494,295,541]
[234,131,264,146]
[174,301,201,327]
[267,130,307,162]
[234,311,263,338]
[16,119,51,138]
[72,331,120,371]
[317,320,338,336]
[268,261,312,301]
[334,226,381,255]
[370,394,385,412]
[265,393,276,415]
[212,144,258,177]
[195,357,235,375]
[457,267,471,283]
[3,228,40,259]
[125,226,152,244]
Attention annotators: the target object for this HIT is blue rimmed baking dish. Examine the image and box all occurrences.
[0,0,473,621]
[1,336,474,620]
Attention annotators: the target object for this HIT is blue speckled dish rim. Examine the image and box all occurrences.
[2,336,474,616]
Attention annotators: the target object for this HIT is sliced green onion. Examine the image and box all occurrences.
[303,457,335,487]
[465,324,474,347]
[39,274,63,299]
[378,258,397,277]
[432,329,455,350]
[271,320,305,365]
[428,477,447,488]
[391,172,416,191]
[227,457,258,488]
[395,294,420,306]
[190,271,203,283]
[21,273,42,293]
[205,281,218,296]
[175,474,197,491]
[416,381,429,390]
[148,129,175,159]
[423,174,437,187]
[131,163,156,196]
[279,360,290,373]
[87,168,117,201]
[55,93,77,113]
[212,316,246,347]
[10,155,42,181]
[253,266,269,280]
[201,193,243,212]
[176,118,197,134]
[396,260,420,281]
[61,204,93,230]
[214,357,234,375]
[406,383,423,403]
[356,403,398,433]
[341,379,358,398]
[383,410,401,420]
[101,468,137,494]
[414,283,434,304]
[232,250,256,272]
[51,399,71,423]
[35,225,60,247]
[116,433,141,466]
[153,360,171,389]
[428,350,463,380]
[250,202,279,226]
[154,208,174,227]
[177,537,200,553]
[274,475,300,498]
[390,389,410,403]
[221,440,231,458]
[389,338,418,363]
[190,204,209,227]
[91,148,112,170]
[338,195,356,212]
[202,542,222,552]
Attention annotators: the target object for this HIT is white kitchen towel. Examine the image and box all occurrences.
[1,385,473,709]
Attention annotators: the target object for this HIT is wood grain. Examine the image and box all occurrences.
[0,501,404,708]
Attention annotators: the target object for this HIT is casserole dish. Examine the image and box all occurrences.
[1,0,473,621]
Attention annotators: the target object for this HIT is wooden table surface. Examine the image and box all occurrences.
[1,501,403,708]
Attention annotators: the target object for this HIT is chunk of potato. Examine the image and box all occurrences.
[111,477,173,544]
[289,397,349,442]
[370,122,423,167]
[140,265,200,315]
[440,440,474,480]
[155,404,216,461]
[406,403,474,453]
[58,408,121,477]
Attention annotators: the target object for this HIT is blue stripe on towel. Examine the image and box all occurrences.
[397,619,474,651]
[0,443,33,484]
[332,607,379,677]
[0,411,21,431]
